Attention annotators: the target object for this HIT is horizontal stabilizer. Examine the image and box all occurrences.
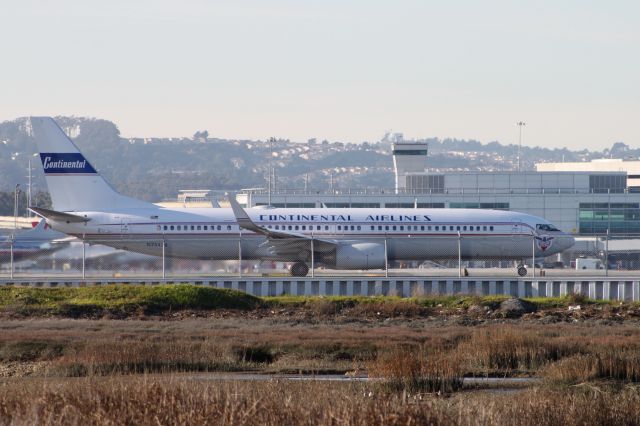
[29,207,90,223]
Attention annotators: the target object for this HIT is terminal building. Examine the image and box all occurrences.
[236,141,640,237]
[536,158,640,192]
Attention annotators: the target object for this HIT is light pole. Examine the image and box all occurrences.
[27,159,33,214]
[13,184,21,230]
[516,121,526,172]
[268,137,274,206]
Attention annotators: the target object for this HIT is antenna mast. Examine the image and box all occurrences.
[516,121,526,172]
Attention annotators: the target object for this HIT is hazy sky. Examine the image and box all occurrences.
[2,1,638,150]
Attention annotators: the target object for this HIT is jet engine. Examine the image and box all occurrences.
[331,242,386,270]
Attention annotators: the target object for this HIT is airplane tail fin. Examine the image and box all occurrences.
[29,117,154,212]
[21,218,64,240]
[32,219,47,232]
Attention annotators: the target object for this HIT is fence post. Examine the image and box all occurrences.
[310,235,314,278]
[384,237,388,278]
[532,234,536,278]
[457,231,462,278]
[605,229,609,277]
[238,234,242,278]
[82,237,86,279]
[9,237,13,280]
[162,237,166,279]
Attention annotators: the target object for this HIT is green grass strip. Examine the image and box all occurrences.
[0,285,261,315]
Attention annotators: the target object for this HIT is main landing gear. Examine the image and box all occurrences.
[290,262,309,277]
[517,264,528,277]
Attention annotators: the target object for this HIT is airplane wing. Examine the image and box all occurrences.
[227,195,337,257]
[51,236,78,243]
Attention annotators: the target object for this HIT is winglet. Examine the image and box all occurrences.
[226,194,319,242]
[226,194,262,233]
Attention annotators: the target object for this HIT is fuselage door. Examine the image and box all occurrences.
[120,218,131,236]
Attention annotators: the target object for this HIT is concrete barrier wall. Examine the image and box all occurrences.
[1,278,639,301]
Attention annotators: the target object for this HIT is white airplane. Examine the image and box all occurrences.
[0,219,72,264]
[27,117,574,277]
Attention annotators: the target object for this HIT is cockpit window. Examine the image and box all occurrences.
[536,224,560,232]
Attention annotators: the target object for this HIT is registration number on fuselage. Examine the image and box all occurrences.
[146,242,166,248]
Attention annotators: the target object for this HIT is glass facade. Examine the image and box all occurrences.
[405,175,445,193]
[350,203,381,208]
[589,175,626,193]
[385,202,445,208]
[257,203,316,208]
[450,202,509,210]
[392,149,428,155]
[579,203,640,235]
[324,203,380,208]
[385,203,416,208]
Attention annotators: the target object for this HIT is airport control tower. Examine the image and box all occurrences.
[392,137,428,193]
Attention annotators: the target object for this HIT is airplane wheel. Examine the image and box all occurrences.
[290,262,309,277]
[517,265,527,277]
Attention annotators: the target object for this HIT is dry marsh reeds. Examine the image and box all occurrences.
[27,323,640,383]
[594,348,640,381]
[542,354,594,383]
[544,349,640,384]
[467,386,640,426]
[368,346,463,393]
[3,315,640,389]
[457,327,579,374]
[2,309,640,423]
[1,377,640,425]
[0,340,64,362]
[49,339,246,376]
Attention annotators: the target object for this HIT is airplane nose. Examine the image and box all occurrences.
[558,234,575,251]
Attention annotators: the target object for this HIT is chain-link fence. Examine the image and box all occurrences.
[0,233,637,279]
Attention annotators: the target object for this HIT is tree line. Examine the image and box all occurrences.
[0,191,51,216]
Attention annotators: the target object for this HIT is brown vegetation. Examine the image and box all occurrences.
[2,318,640,381]
[1,300,640,424]
[544,349,640,384]
[0,377,639,425]
[368,346,463,393]
[456,327,578,374]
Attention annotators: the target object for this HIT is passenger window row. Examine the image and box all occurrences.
[162,224,234,232]
[262,224,495,232]
[365,225,494,232]
[161,223,496,233]
[265,225,330,231]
